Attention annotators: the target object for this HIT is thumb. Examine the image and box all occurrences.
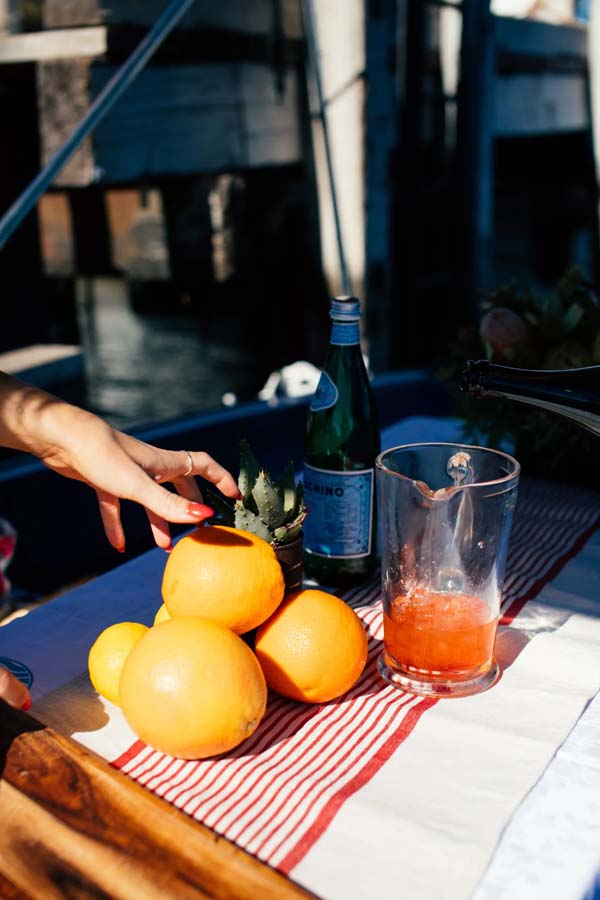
[136,478,214,524]
[0,666,31,710]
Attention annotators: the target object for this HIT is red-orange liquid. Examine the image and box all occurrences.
[383,588,497,678]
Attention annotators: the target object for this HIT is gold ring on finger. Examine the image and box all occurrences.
[182,450,193,477]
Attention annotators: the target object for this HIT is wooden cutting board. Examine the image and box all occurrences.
[0,702,319,899]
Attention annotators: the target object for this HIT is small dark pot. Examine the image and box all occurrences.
[273,534,303,595]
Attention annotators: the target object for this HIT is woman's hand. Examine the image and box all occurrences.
[0,664,31,711]
[0,373,240,551]
[44,416,239,551]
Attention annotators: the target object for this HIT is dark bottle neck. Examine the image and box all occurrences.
[461,359,600,415]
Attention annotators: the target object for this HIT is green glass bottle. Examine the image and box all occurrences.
[303,296,380,586]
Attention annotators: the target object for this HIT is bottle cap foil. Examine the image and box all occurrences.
[330,296,361,321]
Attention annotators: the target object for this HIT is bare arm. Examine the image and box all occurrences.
[0,371,239,551]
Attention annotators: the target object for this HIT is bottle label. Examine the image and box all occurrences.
[302,464,374,558]
[330,321,360,346]
[310,372,339,411]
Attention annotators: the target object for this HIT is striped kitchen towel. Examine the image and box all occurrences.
[110,477,600,874]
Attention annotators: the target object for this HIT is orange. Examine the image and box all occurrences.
[153,603,170,625]
[119,616,267,759]
[162,525,284,634]
[255,589,368,703]
[88,621,149,705]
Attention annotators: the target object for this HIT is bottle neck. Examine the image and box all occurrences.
[330,319,360,347]
[329,296,361,347]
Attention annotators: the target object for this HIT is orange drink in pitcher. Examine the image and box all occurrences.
[375,443,520,698]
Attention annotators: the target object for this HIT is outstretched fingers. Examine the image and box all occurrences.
[91,438,232,551]
[185,451,240,498]
[135,476,214,528]
[145,508,173,552]
[171,473,204,504]
[96,490,125,552]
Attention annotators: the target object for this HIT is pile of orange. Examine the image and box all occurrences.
[88,525,368,760]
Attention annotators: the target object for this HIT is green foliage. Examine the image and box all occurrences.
[205,439,307,545]
[444,267,599,482]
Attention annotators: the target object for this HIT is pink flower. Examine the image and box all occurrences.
[479,307,530,357]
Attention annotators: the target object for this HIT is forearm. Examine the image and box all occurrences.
[0,371,79,457]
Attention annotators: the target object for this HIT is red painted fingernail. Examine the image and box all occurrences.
[187,503,214,519]
[116,545,125,554]
[21,698,32,711]
[236,490,243,501]
[164,543,173,553]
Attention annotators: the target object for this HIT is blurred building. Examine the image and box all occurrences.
[0,0,598,421]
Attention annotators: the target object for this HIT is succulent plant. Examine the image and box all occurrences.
[206,439,306,546]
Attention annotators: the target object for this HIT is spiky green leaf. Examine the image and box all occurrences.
[234,505,272,542]
[273,520,304,544]
[275,460,297,514]
[292,480,305,520]
[238,438,260,501]
[276,506,307,537]
[252,470,285,529]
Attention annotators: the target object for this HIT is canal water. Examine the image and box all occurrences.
[76,277,281,430]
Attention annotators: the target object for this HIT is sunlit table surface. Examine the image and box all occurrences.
[2,417,600,900]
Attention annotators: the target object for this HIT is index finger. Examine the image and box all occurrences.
[188,451,239,498]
